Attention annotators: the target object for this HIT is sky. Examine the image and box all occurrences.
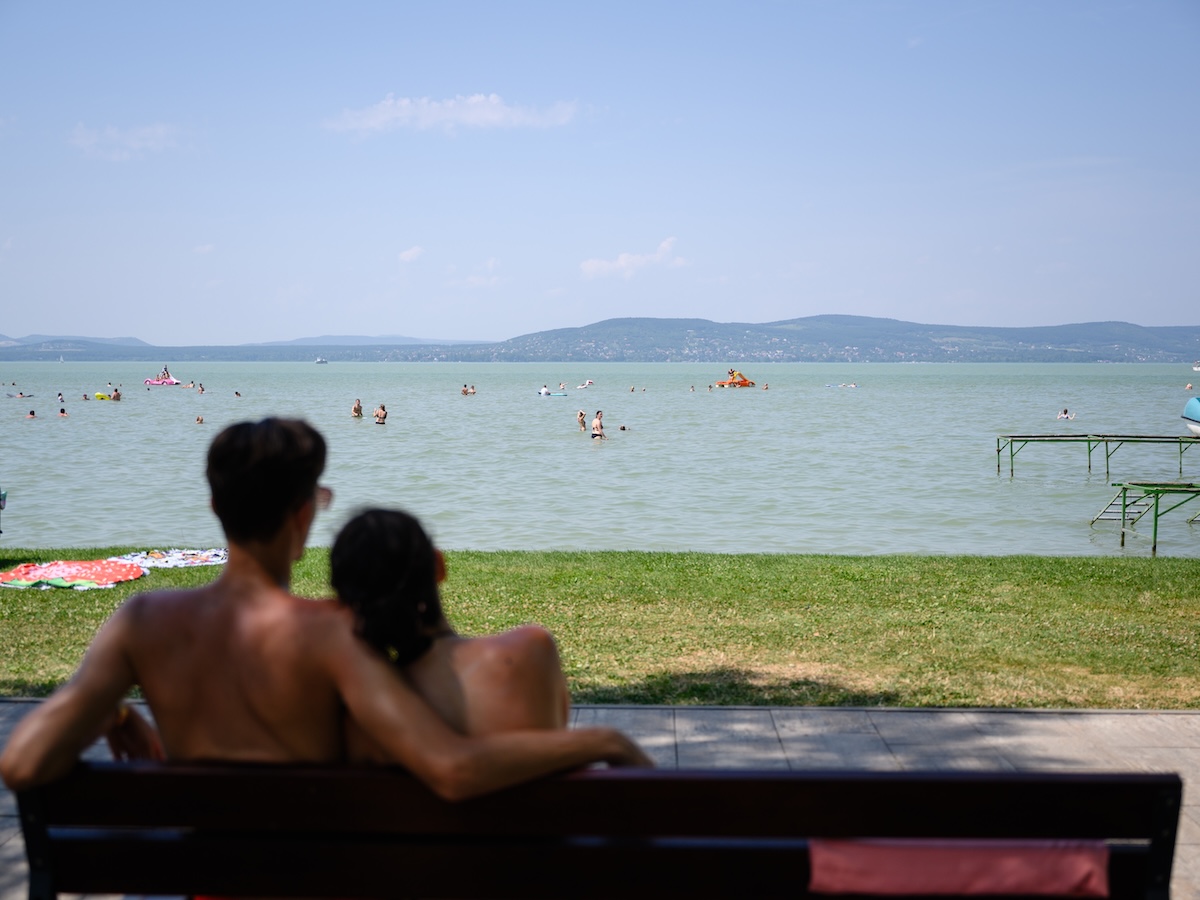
[0,1,1197,346]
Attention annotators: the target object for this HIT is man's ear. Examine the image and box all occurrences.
[435,549,447,584]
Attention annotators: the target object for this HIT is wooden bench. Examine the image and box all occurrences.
[18,761,1181,899]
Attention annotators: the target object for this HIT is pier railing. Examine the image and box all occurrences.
[997,434,1200,477]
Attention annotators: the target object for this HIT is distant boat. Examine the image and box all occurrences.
[1193,361,1200,372]
[315,357,329,364]
[58,355,64,363]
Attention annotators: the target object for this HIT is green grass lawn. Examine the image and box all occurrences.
[2,547,1197,707]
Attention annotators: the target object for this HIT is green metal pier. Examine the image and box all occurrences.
[997,433,1200,477]
[1090,481,1200,556]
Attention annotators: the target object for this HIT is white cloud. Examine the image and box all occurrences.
[580,237,685,279]
[70,123,179,161]
[399,245,424,263]
[452,257,502,288]
[325,93,576,135]
[463,274,501,288]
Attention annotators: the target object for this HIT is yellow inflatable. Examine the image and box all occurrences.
[94,393,110,400]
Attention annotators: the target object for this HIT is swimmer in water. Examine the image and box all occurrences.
[1057,408,1075,420]
[577,409,587,432]
[374,403,388,424]
[196,415,204,424]
[351,399,363,418]
[26,410,35,418]
[591,410,606,440]
[59,408,68,417]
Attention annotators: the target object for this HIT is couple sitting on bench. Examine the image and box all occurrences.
[1,417,650,797]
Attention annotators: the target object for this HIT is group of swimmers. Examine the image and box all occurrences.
[351,399,388,424]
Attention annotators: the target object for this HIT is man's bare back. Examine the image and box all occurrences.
[121,575,351,763]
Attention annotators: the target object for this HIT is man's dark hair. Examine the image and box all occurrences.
[330,508,443,668]
[207,418,326,543]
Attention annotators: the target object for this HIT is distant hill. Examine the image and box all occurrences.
[0,316,1198,363]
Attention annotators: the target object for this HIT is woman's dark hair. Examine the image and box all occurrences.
[207,418,326,543]
[330,508,444,667]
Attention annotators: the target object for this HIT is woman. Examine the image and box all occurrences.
[331,509,568,758]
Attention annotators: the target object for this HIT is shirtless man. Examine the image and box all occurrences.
[0,418,649,798]
[591,410,606,440]
[351,398,363,418]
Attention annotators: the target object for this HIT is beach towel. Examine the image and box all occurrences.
[0,559,147,591]
[808,839,1108,896]
[113,548,228,569]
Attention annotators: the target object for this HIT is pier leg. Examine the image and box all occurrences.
[1152,493,1160,557]
[1120,488,1127,548]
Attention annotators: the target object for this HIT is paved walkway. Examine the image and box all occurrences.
[2,699,1198,898]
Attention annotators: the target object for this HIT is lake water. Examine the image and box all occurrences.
[1,362,1197,557]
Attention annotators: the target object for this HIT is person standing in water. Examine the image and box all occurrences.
[351,399,363,418]
[374,403,388,424]
[577,410,587,432]
[591,410,606,440]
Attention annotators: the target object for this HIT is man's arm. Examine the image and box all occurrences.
[0,602,139,790]
[325,619,651,802]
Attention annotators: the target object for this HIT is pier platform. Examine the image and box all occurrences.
[997,433,1200,477]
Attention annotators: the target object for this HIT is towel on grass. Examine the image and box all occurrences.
[113,548,228,569]
[0,559,147,591]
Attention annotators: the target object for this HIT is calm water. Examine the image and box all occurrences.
[1,362,1197,557]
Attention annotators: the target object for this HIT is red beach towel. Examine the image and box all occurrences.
[808,839,1109,896]
[0,559,146,590]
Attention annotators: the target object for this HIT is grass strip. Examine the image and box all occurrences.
[1,548,1197,707]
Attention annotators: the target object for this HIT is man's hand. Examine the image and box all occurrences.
[601,731,654,768]
[105,704,164,763]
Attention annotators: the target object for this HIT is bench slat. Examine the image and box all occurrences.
[30,763,1181,838]
[37,834,1165,900]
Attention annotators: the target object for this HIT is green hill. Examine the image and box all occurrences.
[1,316,1198,363]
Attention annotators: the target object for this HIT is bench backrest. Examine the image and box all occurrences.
[19,762,1181,899]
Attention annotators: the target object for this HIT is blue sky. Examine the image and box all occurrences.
[1,1,1196,345]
